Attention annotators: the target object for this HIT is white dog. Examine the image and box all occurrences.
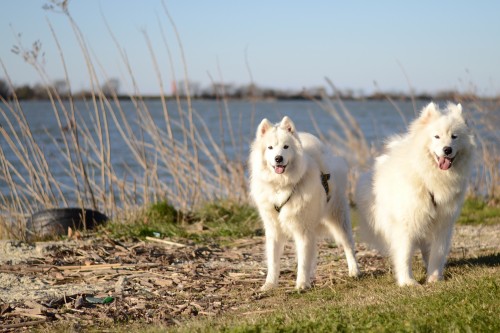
[249,116,359,290]
[356,102,475,286]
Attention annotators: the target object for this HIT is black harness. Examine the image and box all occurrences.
[321,172,331,202]
[274,187,295,213]
[274,173,331,213]
[429,191,437,207]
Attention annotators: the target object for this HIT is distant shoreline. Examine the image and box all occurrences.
[3,78,498,102]
[4,92,498,102]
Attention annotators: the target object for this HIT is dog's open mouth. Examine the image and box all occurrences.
[274,164,287,174]
[435,154,455,171]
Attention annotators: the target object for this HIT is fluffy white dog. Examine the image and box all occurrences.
[249,116,359,290]
[356,102,475,286]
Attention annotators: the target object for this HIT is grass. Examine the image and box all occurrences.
[204,268,500,333]
[190,200,261,238]
[457,197,500,225]
[99,199,261,243]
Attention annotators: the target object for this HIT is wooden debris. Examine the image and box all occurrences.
[0,234,398,330]
[145,236,187,248]
[0,319,47,330]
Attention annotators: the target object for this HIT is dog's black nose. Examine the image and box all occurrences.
[275,155,283,163]
[443,146,452,155]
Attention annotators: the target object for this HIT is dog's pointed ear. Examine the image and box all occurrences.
[257,118,273,138]
[449,103,470,127]
[418,102,441,124]
[280,116,296,133]
[410,102,442,132]
[421,102,440,117]
[449,103,463,116]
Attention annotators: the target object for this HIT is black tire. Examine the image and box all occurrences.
[26,208,109,239]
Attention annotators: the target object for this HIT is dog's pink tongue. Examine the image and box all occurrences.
[275,165,285,174]
[438,156,452,170]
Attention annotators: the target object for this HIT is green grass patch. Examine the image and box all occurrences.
[457,197,500,225]
[191,200,261,238]
[99,201,186,240]
[99,200,261,242]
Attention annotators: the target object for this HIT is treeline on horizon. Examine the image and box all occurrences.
[0,78,494,102]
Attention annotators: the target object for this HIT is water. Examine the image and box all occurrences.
[0,99,495,207]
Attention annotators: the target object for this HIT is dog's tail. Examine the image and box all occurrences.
[355,171,389,254]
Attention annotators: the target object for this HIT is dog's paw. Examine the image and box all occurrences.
[398,278,420,287]
[295,281,311,291]
[349,266,361,278]
[427,274,443,283]
[260,282,277,291]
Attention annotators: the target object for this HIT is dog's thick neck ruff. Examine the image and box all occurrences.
[273,172,331,213]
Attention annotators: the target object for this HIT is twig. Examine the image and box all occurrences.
[230,238,264,249]
[145,236,187,248]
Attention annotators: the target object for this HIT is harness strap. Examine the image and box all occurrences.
[274,173,332,213]
[321,173,331,202]
[274,187,295,213]
[429,191,436,207]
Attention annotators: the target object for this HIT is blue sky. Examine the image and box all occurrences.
[1,1,499,96]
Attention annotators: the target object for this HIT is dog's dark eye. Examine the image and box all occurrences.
[451,134,457,139]
[283,145,289,149]
[267,146,273,150]
[434,135,440,139]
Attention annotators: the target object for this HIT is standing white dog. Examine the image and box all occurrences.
[356,102,475,286]
[249,116,359,291]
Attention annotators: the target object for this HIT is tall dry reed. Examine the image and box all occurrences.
[1,1,499,240]
[0,2,249,239]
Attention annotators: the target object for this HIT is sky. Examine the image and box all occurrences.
[1,0,500,96]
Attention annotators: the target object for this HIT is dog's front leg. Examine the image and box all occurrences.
[427,220,454,283]
[294,232,316,290]
[391,236,418,286]
[261,228,285,291]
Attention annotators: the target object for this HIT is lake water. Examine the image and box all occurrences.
[0,99,496,207]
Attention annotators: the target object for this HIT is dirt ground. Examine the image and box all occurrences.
[0,224,499,331]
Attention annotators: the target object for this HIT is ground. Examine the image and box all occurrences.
[0,224,499,331]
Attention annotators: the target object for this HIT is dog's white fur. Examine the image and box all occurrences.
[356,102,475,286]
[249,116,359,290]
